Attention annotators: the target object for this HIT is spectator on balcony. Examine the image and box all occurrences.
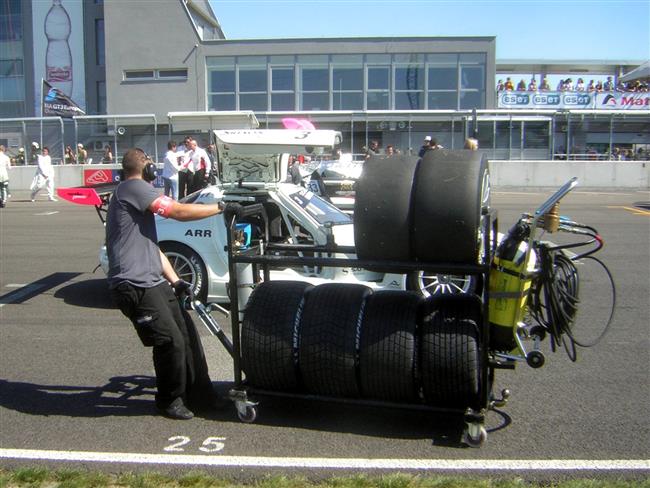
[539,76,551,91]
[595,81,604,92]
[564,78,574,91]
[496,79,504,91]
[504,77,514,91]
[603,76,614,91]
[575,78,585,91]
[516,79,527,91]
[556,79,566,91]
[587,80,595,92]
[527,78,538,91]
[616,79,627,92]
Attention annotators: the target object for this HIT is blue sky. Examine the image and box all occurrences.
[210,0,649,61]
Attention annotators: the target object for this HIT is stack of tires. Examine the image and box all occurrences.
[240,150,488,410]
[241,281,483,409]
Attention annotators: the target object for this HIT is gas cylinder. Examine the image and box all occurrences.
[488,221,534,351]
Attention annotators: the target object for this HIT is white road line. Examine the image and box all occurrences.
[34,211,59,216]
[5,284,28,288]
[0,284,44,308]
[0,449,648,471]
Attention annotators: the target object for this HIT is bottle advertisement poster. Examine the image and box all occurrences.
[32,0,86,116]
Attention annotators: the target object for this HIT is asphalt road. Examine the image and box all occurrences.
[0,188,648,481]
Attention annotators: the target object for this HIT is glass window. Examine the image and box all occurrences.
[428,92,457,109]
[302,67,328,91]
[210,70,235,92]
[271,93,294,111]
[239,93,267,111]
[461,66,484,90]
[395,66,424,90]
[297,54,328,64]
[0,0,22,41]
[302,92,329,111]
[333,92,363,110]
[272,67,294,91]
[0,59,23,76]
[368,66,389,90]
[124,70,154,80]
[239,68,267,91]
[460,91,483,110]
[495,121,511,149]
[158,69,187,79]
[207,56,235,67]
[395,91,423,110]
[366,54,391,63]
[238,56,266,66]
[428,67,457,90]
[210,94,236,111]
[523,121,550,149]
[95,19,105,66]
[332,67,362,90]
[460,53,486,64]
[427,53,458,64]
[367,91,389,110]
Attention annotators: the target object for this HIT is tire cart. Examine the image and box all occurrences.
[191,152,615,447]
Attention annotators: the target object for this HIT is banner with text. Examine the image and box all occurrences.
[497,91,650,110]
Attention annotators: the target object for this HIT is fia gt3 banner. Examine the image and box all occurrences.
[497,91,650,110]
[42,79,86,118]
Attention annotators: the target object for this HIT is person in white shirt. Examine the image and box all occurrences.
[176,136,193,199]
[186,139,211,194]
[162,141,183,200]
[0,144,10,208]
[30,146,57,202]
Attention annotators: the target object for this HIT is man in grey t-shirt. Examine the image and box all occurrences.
[106,148,242,420]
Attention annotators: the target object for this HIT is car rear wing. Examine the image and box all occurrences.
[57,183,118,225]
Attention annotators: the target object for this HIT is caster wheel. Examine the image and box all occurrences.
[237,406,257,423]
[526,350,545,368]
[463,426,487,448]
[529,325,547,341]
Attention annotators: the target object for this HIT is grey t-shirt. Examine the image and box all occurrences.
[106,179,165,289]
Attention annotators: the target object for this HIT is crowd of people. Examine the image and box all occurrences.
[497,76,649,93]
[359,135,479,160]
[554,146,647,161]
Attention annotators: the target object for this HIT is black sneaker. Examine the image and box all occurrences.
[159,397,194,420]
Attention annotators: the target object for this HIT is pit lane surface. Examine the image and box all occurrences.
[0,190,648,480]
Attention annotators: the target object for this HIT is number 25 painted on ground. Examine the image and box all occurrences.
[164,436,226,453]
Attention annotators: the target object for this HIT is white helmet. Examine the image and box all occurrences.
[32,142,40,149]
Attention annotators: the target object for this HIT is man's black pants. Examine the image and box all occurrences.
[178,171,191,199]
[110,281,214,410]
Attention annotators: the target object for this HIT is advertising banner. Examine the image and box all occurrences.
[32,0,86,116]
[83,168,164,188]
[497,91,650,110]
[42,79,85,117]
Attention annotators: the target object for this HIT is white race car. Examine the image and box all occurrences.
[156,129,476,303]
[78,129,476,304]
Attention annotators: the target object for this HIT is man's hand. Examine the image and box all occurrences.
[172,279,194,303]
[221,202,244,222]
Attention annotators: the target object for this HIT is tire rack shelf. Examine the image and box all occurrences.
[224,207,499,445]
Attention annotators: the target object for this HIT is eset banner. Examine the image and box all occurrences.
[498,91,650,110]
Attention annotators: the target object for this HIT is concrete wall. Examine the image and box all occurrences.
[489,160,649,189]
[6,161,648,191]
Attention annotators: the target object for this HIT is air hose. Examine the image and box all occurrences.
[528,230,616,361]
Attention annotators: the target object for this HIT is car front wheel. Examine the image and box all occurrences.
[407,272,477,297]
[160,242,208,304]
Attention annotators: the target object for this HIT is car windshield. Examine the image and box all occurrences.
[288,188,352,225]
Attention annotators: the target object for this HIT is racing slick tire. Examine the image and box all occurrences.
[419,294,482,409]
[354,155,419,261]
[160,242,208,304]
[241,281,314,391]
[299,283,372,398]
[358,291,420,402]
[412,150,490,264]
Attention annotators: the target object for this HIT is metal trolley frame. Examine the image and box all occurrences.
[197,203,502,446]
